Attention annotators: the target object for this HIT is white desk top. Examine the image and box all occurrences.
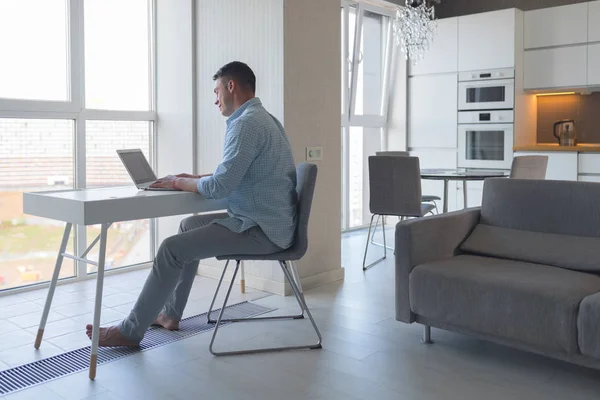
[23,186,228,225]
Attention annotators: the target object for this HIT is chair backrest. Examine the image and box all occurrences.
[375,151,410,157]
[286,163,318,259]
[509,155,548,179]
[368,155,423,216]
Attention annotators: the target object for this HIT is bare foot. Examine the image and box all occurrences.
[85,324,139,347]
[151,313,180,331]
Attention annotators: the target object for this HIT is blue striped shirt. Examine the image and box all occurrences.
[197,98,297,249]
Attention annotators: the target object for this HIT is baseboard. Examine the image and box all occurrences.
[295,267,345,295]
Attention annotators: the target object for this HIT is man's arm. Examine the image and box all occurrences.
[196,120,260,200]
[149,174,212,192]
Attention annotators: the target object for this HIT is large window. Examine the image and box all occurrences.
[341,1,394,230]
[0,0,156,292]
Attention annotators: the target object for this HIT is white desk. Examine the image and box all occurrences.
[23,186,227,380]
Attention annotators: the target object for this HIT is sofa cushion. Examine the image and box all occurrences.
[578,292,600,358]
[481,178,600,238]
[460,224,600,273]
[409,255,600,354]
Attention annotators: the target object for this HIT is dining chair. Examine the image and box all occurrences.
[208,163,322,355]
[510,155,549,179]
[363,155,435,271]
[370,151,439,250]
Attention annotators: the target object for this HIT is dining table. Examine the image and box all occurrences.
[420,168,509,213]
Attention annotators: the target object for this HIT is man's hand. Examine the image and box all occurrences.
[150,173,212,192]
[150,175,179,189]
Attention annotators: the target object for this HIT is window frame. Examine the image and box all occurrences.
[341,0,395,231]
[0,0,158,293]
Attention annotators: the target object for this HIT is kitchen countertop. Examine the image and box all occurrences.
[514,143,600,152]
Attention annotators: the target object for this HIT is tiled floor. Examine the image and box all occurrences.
[0,267,268,365]
[1,229,600,399]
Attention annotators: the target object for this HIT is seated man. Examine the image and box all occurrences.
[86,61,297,346]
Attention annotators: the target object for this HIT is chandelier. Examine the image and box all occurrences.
[392,0,437,65]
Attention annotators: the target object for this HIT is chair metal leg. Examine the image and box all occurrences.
[363,214,386,271]
[209,260,322,356]
[370,214,394,251]
[206,259,230,323]
[207,260,304,324]
[288,260,307,309]
[422,325,433,344]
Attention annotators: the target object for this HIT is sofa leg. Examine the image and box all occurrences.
[422,325,433,344]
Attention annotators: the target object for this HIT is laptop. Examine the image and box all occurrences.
[116,149,179,191]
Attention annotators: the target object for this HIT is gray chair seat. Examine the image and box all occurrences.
[215,247,300,262]
[422,194,441,202]
[409,254,600,354]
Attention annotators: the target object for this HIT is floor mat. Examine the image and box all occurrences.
[0,301,274,396]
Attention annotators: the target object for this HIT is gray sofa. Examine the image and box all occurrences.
[395,177,600,369]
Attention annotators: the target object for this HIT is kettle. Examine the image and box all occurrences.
[553,119,577,146]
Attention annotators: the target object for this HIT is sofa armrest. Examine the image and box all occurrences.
[395,207,481,323]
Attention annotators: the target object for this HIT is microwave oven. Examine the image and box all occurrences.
[458,68,515,111]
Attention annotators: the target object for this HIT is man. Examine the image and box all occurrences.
[86,61,297,346]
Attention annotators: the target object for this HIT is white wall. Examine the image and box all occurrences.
[283,0,343,290]
[155,0,195,244]
[193,0,343,294]
[195,0,284,175]
[194,0,288,293]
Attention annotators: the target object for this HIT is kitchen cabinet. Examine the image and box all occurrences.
[409,17,458,76]
[524,3,588,49]
[524,45,587,89]
[408,73,457,148]
[578,153,600,174]
[515,151,578,181]
[588,44,600,86]
[579,175,600,183]
[590,1,600,42]
[458,9,516,71]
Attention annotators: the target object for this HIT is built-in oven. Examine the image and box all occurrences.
[458,68,515,111]
[458,110,514,170]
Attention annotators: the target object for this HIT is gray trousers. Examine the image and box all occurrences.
[119,212,281,342]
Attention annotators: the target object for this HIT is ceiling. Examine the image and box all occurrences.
[386,0,589,18]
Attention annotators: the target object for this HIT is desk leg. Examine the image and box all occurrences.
[240,261,246,293]
[89,223,108,380]
[463,181,468,209]
[35,223,72,349]
[442,180,449,213]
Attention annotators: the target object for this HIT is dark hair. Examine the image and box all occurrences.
[212,61,256,93]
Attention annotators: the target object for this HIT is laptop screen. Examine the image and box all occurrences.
[118,150,157,185]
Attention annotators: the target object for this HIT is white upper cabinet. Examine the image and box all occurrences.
[524,3,588,49]
[590,1,600,42]
[589,43,600,86]
[409,17,458,76]
[458,9,516,71]
[408,73,457,148]
[524,45,587,89]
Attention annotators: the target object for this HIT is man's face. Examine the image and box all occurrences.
[214,78,234,117]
